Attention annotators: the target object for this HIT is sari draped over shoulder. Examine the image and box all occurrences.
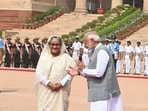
[34,35,76,111]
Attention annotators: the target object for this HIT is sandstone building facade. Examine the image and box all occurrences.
[0,0,147,30]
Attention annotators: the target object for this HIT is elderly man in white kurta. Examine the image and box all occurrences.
[123,40,134,74]
[144,42,148,76]
[134,41,144,75]
[67,32,123,111]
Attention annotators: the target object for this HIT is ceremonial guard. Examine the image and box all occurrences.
[22,37,32,68]
[104,39,111,49]
[63,38,73,56]
[109,36,119,70]
[71,36,82,60]
[123,40,134,74]
[134,41,144,75]
[116,41,124,74]
[4,37,13,67]
[144,42,148,76]
[0,36,4,66]
[13,37,22,68]
[31,37,41,68]
[41,37,48,51]
[81,43,89,68]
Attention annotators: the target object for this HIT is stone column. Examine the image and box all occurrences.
[74,0,87,13]
[111,0,123,9]
[143,0,148,11]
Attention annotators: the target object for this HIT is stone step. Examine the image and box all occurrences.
[6,13,148,47]
[121,25,148,47]
[4,13,99,42]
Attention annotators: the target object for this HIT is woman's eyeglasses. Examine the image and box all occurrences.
[49,43,61,47]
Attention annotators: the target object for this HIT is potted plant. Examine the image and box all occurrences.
[97,0,105,14]
[23,19,31,29]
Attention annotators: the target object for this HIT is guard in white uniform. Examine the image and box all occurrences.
[116,41,124,74]
[81,43,89,68]
[134,41,143,75]
[123,40,134,74]
[72,36,82,60]
[144,42,148,76]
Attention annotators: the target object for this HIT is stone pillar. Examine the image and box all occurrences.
[74,0,87,13]
[111,0,123,9]
[143,0,148,11]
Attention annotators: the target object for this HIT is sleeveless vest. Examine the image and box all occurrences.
[87,45,121,102]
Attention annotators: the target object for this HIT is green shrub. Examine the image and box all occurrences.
[0,28,3,36]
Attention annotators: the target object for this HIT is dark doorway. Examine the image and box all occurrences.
[123,0,143,10]
[86,0,111,14]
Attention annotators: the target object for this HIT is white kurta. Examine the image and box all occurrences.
[81,44,123,111]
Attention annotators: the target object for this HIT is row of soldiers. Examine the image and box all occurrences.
[66,36,148,76]
[3,36,48,68]
[1,35,148,76]
[114,39,148,76]
[2,36,82,68]
[102,39,148,76]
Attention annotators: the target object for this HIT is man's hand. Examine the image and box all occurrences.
[77,61,85,71]
[66,67,79,76]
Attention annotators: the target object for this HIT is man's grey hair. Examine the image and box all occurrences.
[84,31,101,42]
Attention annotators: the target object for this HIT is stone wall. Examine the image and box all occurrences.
[0,0,76,30]
[56,0,75,13]
[0,0,145,30]
[0,9,33,30]
[32,0,55,12]
[0,0,32,29]
[0,0,32,10]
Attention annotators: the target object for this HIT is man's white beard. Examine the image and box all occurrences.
[88,48,94,56]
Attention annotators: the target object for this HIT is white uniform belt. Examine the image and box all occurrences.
[73,49,79,52]
[83,52,88,54]
[126,52,130,55]
[136,53,141,56]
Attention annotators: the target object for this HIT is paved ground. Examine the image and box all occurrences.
[0,68,148,111]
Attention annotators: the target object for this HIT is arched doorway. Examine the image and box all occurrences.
[123,0,143,10]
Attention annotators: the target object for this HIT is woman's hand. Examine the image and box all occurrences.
[47,82,62,91]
